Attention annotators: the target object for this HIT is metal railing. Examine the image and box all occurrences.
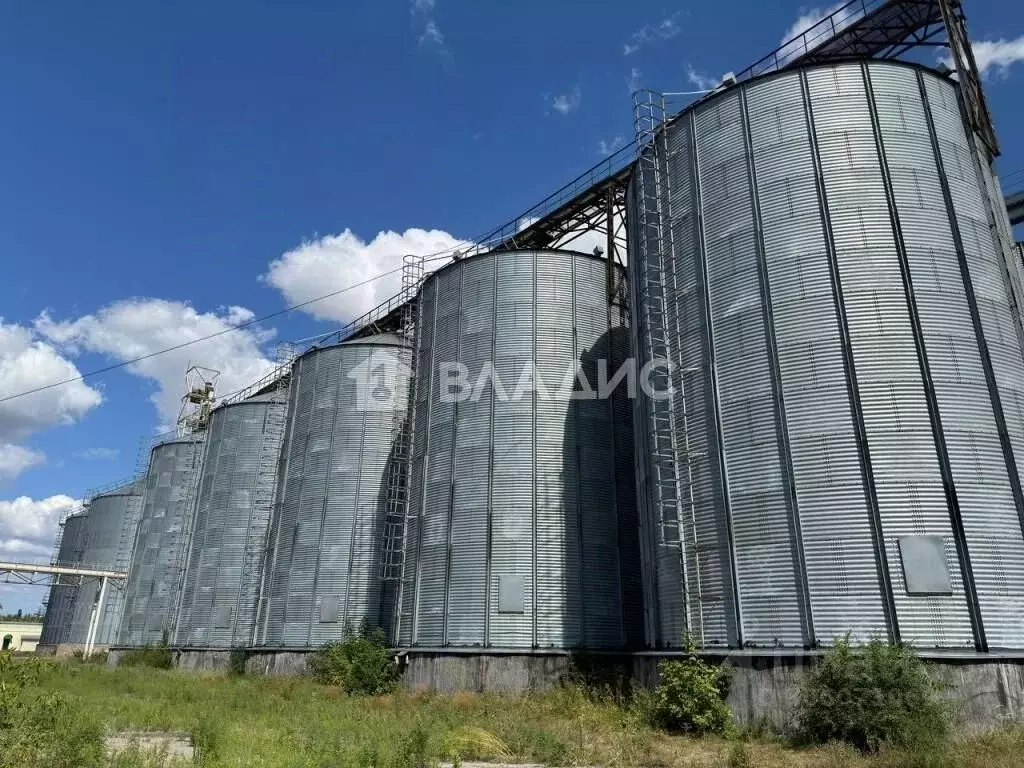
[477,144,636,251]
[737,0,876,79]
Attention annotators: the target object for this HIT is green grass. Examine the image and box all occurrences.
[6,659,1024,767]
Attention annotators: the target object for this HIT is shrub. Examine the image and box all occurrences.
[0,652,105,768]
[796,637,950,752]
[119,643,173,670]
[726,741,753,768]
[229,649,247,676]
[308,625,398,695]
[648,643,733,735]
[71,649,108,665]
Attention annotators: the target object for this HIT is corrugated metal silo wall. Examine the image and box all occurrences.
[118,437,204,646]
[175,396,286,648]
[258,337,410,647]
[397,249,640,650]
[39,513,88,646]
[631,59,1024,651]
[68,485,143,645]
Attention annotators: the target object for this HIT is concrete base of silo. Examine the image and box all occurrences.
[108,646,311,676]
[633,649,1024,733]
[102,646,1024,731]
[35,643,105,658]
[400,650,635,695]
[402,649,1024,731]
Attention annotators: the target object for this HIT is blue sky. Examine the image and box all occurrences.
[1,0,1022,613]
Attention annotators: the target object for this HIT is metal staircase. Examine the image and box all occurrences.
[633,91,687,547]
[381,253,424,587]
[167,436,207,644]
[41,509,74,620]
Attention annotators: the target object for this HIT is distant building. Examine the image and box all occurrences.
[0,620,43,653]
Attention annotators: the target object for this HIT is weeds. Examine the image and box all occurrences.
[308,624,398,695]
[228,649,247,677]
[72,649,110,665]
[119,643,173,670]
[2,651,1022,767]
[796,638,950,753]
[647,642,734,735]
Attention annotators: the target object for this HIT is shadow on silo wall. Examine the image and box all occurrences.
[562,325,641,651]
[374,428,405,643]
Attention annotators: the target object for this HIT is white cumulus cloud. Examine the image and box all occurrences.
[778,4,863,63]
[0,494,79,563]
[0,322,103,443]
[551,86,582,116]
[264,228,467,325]
[940,36,1024,78]
[73,447,119,461]
[686,65,721,91]
[627,67,642,93]
[624,13,682,56]
[597,136,624,156]
[0,445,45,483]
[420,20,444,47]
[0,320,102,481]
[412,0,448,57]
[36,300,275,427]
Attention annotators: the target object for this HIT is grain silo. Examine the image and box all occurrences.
[631,59,1024,652]
[68,481,144,647]
[39,512,88,647]
[175,393,287,648]
[118,435,205,646]
[396,248,640,650]
[257,335,411,647]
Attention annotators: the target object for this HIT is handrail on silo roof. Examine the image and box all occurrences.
[84,476,142,501]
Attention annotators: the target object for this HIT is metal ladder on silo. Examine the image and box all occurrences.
[381,253,424,590]
[633,91,685,546]
[41,510,73,619]
[633,90,704,637]
[240,342,294,646]
[103,489,141,636]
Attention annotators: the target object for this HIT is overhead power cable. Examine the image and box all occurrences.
[0,244,472,408]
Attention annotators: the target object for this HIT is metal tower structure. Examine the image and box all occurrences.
[177,365,220,435]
